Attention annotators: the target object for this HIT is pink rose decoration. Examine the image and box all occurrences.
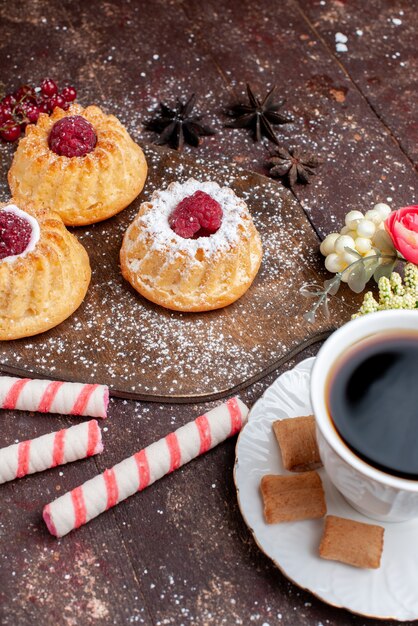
[385,205,418,264]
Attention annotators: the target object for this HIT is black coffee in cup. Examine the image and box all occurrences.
[327,331,418,479]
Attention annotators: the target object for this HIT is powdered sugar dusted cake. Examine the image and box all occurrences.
[120,178,263,312]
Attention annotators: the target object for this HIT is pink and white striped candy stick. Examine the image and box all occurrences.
[0,376,109,418]
[43,397,249,537]
[0,420,103,484]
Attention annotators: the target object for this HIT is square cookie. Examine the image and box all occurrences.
[260,471,326,523]
[273,415,322,472]
[319,515,384,569]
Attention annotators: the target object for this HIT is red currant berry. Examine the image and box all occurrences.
[55,94,66,109]
[49,94,66,111]
[39,101,50,114]
[2,94,17,108]
[40,78,58,98]
[61,86,77,102]
[14,101,29,116]
[25,105,40,124]
[14,85,36,103]
[0,105,12,124]
[0,124,21,142]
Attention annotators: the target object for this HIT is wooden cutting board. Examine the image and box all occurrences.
[0,144,361,401]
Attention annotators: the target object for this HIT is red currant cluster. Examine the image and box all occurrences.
[0,78,77,143]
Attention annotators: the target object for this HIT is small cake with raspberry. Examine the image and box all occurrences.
[8,104,147,226]
[0,201,91,339]
[120,179,263,311]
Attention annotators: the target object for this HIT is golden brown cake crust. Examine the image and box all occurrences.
[8,104,147,226]
[0,201,91,340]
[120,179,263,312]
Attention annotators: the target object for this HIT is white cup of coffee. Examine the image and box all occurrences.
[311,309,418,522]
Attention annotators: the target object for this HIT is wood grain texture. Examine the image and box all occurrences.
[178,0,418,237]
[297,0,418,167]
[0,350,345,626]
[0,0,417,624]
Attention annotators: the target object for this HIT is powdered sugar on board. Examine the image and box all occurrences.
[0,144,352,398]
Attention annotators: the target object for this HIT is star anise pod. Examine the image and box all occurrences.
[268,146,323,187]
[225,83,292,144]
[144,93,215,150]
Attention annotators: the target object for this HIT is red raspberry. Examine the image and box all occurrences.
[169,191,223,239]
[48,115,97,157]
[0,211,32,259]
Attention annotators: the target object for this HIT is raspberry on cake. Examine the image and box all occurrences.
[8,103,148,226]
[0,206,38,261]
[120,179,263,312]
[168,190,223,238]
[0,201,91,340]
[48,115,97,157]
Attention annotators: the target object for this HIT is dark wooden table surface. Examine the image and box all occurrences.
[1,1,417,625]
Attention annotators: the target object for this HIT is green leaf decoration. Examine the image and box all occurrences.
[373,260,396,283]
[362,257,380,283]
[324,276,341,296]
[299,283,324,298]
[348,263,367,293]
[321,297,330,319]
[303,310,317,323]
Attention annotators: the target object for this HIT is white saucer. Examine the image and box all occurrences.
[234,357,418,621]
